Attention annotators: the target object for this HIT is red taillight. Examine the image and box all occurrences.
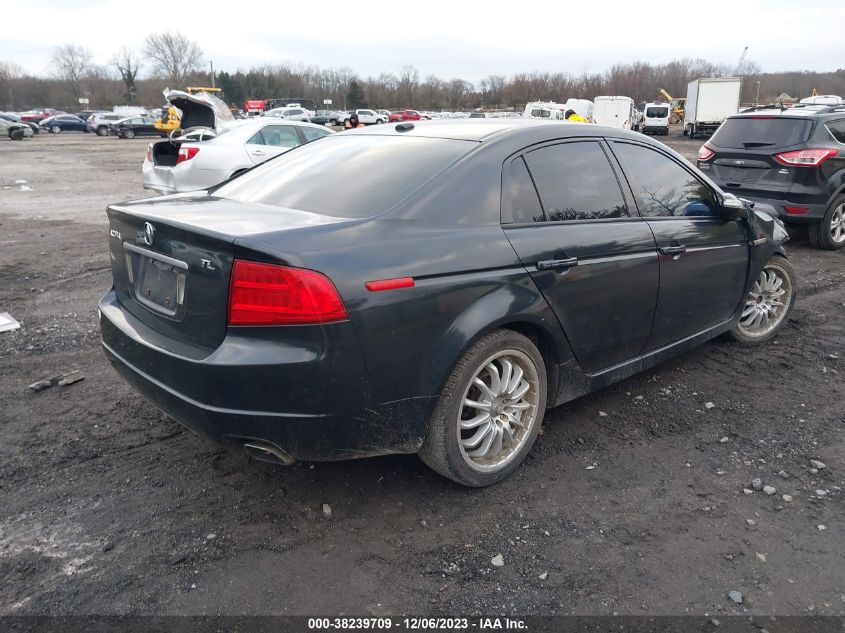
[698,145,715,161]
[177,147,200,164]
[365,277,415,292]
[228,260,347,326]
[784,206,809,215]
[774,148,836,167]
[145,145,152,162]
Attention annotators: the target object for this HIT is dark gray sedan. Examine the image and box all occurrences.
[99,120,795,486]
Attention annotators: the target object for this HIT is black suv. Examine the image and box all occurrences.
[697,104,845,250]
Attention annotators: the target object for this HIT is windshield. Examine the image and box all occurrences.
[215,135,474,218]
[646,107,669,118]
[711,117,814,149]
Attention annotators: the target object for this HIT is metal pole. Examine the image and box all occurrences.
[210,61,215,88]
[755,81,760,105]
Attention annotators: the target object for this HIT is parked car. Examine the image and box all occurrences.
[0,117,34,140]
[1,113,39,134]
[262,107,311,122]
[388,109,429,122]
[101,119,794,486]
[377,109,391,120]
[88,112,130,136]
[698,103,845,250]
[143,115,332,194]
[40,114,89,133]
[341,109,387,125]
[19,109,63,123]
[311,110,345,126]
[112,116,168,139]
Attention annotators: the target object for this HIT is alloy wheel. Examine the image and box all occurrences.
[737,263,793,339]
[457,349,540,473]
[830,203,845,244]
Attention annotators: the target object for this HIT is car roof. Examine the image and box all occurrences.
[341,118,643,143]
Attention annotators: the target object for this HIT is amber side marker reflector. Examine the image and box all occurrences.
[365,277,415,292]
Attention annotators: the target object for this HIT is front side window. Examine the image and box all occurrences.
[523,141,627,221]
[612,142,717,217]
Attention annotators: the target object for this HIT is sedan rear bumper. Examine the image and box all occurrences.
[99,290,430,461]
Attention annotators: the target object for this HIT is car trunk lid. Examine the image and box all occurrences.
[106,195,350,351]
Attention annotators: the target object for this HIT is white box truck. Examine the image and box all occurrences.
[684,77,741,138]
[593,96,635,130]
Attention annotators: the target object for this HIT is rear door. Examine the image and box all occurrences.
[503,139,659,373]
[246,124,303,164]
[610,140,749,350]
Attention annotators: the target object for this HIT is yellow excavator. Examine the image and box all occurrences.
[658,89,686,124]
[155,87,224,134]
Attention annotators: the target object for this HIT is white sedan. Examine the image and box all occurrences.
[142,119,333,194]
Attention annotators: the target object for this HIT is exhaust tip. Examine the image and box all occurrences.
[242,441,296,466]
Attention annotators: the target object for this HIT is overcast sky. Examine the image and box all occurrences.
[3,0,843,82]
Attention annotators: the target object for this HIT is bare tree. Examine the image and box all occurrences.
[0,61,23,110]
[51,44,92,102]
[113,46,141,104]
[143,32,203,84]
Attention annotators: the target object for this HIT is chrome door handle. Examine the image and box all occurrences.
[658,245,687,256]
[537,257,579,271]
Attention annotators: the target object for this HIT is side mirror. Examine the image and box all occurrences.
[719,193,748,221]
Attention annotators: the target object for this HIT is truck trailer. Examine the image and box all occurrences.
[684,77,741,138]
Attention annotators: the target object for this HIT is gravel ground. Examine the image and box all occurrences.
[0,128,842,617]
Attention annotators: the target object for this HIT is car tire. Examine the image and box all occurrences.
[418,329,547,487]
[727,255,796,344]
[97,126,109,136]
[51,125,61,134]
[10,128,24,141]
[808,196,845,250]
[123,129,135,139]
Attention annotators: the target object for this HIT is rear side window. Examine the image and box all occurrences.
[523,142,627,221]
[215,135,472,218]
[710,117,813,149]
[506,157,544,223]
[300,126,331,142]
[612,142,717,218]
[826,120,845,143]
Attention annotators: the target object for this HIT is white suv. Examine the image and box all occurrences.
[88,112,130,136]
[342,109,387,125]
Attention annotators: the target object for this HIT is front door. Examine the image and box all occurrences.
[502,140,659,374]
[609,140,750,351]
[246,124,303,164]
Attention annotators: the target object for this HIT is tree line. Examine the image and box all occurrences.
[1,32,844,112]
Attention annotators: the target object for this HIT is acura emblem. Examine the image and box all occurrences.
[143,222,155,246]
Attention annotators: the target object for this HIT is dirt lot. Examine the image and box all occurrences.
[0,128,842,617]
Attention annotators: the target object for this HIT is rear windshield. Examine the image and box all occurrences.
[646,107,669,118]
[214,135,473,218]
[710,117,814,149]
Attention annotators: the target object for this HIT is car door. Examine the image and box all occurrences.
[245,124,302,164]
[609,140,750,350]
[502,139,659,373]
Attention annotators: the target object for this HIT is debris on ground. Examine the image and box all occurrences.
[728,590,743,604]
[0,311,20,333]
[490,554,504,567]
[809,460,826,470]
[751,478,764,491]
[28,370,85,392]
[763,485,777,495]
[322,503,332,519]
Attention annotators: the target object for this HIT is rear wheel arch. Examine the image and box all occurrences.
[422,287,573,405]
